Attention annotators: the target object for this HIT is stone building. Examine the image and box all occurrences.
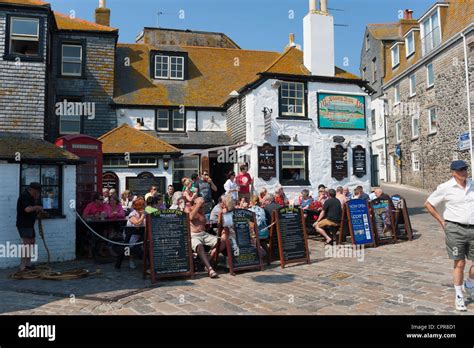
[360,12,416,185]
[381,0,473,190]
[361,1,473,190]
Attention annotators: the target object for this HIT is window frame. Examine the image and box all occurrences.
[278,146,310,186]
[365,34,370,51]
[395,121,402,144]
[409,73,416,97]
[411,114,420,139]
[391,44,400,68]
[155,108,187,132]
[405,31,415,57]
[278,81,308,118]
[20,163,63,216]
[371,58,377,83]
[394,84,400,105]
[151,51,187,81]
[426,63,435,88]
[428,107,437,134]
[420,8,442,56]
[59,41,86,78]
[57,95,83,135]
[4,15,44,61]
[172,155,200,187]
[412,152,420,172]
[128,156,158,167]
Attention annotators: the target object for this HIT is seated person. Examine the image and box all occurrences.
[313,189,342,245]
[274,185,289,207]
[106,195,125,219]
[248,196,268,239]
[238,197,249,209]
[185,197,225,278]
[145,196,158,214]
[83,193,107,220]
[209,195,224,224]
[154,194,167,210]
[299,189,313,210]
[262,193,281,226]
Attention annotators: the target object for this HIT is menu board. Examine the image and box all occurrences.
[273,207,310,268]
[370,198,396,244]
[257,143,276,181]
[347,199,374,245]
[391,195,413,241]
[228,209,263,272]
[331,145,348,181]
[352,146,367,178]
[146,209,193,283]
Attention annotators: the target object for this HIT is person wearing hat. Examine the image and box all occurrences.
[16,182,43,271]
[425,160,474,311]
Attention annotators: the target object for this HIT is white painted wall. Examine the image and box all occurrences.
[103,160,173,194]
[369,98,387,182]
[0,164,76,269]
[241,79,371,203]
[116,109,226,132]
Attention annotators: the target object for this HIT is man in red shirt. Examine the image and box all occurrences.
[236,164,253,201]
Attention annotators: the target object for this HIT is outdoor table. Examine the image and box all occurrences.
[84,218,128,262]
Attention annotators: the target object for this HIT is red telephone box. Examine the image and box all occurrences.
[55,135,103,214]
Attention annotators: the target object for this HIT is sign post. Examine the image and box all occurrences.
[257,143,276,181]
[331,145,348,181]
[369,198,397,245]
[391,195,413,241]
[338,199,376,247]
[352,145,367,178]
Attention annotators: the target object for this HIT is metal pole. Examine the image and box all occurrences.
[461,32,473,175]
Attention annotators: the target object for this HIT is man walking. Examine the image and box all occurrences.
[425,160,474,311]
[16,182,43,271]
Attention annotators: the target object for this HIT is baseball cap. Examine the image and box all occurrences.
[29,182,42,191]
[450,160,468,171]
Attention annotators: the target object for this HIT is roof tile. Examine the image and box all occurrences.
[54,12,117,32]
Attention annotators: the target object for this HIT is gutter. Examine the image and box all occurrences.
[461,31,474,173]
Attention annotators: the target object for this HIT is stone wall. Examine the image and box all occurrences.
[385,32,473,191]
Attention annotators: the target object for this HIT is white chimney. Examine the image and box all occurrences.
[303,0,335,76]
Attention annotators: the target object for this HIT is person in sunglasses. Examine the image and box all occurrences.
[83,192,108,220]
[425,160,474,312]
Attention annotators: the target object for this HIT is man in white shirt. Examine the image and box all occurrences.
[425,160,474,311]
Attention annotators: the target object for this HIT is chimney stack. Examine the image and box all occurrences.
[95,0,110,27]
[403,9,413,19]
[303,0,335,76]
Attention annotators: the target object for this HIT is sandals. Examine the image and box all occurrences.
[325,238,334,246]
[207,267,218,279]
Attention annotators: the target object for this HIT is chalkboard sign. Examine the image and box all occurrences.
[352,146,367,178]
[338,200,375,246]
[271,207,310,268]
[391,195,413,241]
[331,145,348,181]
[223,209,264,275]
[369,198,396,245]
[145,209,194,283]
[257,143,276,181]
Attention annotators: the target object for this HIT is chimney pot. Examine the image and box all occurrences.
[309,0,317,12]
[403,9,413,19]
[99,0,106,8]
[320,0,328,14]
[289,33,295,45]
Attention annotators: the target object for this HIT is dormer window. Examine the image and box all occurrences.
[405,31,415,57]
[391,44,400,68]
[420,7,442,56]
[153,52,187,80]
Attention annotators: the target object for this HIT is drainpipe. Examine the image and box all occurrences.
[461,32,473,174]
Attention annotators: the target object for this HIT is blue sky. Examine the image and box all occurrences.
[48,0,436,75]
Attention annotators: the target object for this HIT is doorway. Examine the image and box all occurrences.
[371,154,380,187]
[209,151,234,202]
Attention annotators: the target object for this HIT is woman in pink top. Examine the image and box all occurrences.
[82,193,108,220]
[106,195,125,219]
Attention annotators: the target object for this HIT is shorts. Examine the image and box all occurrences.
[317,219,339,229]
[17,227,35,239]
[191,231,218,252]
[444,221,474,260]
[238,192,251,201]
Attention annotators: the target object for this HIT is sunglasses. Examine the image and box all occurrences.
[457,168,468,171]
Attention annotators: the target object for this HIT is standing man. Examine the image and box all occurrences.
[236,164,253,201]
[425,160,474,311]
[195,170,217,215]
[16,182,43,271]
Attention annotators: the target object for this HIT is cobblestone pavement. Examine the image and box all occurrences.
[0,184,473,315]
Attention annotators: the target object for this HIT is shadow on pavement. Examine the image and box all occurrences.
[251,273,295,284]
